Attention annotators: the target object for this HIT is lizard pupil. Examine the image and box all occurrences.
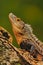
[3,32,10,39]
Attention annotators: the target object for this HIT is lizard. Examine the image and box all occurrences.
[0,13,43,65]
[9,13,43,61]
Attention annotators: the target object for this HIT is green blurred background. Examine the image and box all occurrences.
[0,0,43,47]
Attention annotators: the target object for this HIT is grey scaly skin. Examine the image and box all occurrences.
[9,13,43,60]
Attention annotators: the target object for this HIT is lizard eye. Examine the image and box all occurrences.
[17,18,21,21]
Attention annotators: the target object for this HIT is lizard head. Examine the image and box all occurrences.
[9,13,33,45]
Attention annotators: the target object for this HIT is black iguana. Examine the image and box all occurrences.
[9,13,43,61]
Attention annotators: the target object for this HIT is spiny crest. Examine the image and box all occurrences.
[25,24,33,34]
